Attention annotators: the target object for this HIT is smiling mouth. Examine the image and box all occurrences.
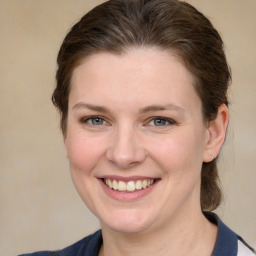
[103,178,156,192]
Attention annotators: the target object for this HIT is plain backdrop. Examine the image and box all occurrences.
[0,1,255,255]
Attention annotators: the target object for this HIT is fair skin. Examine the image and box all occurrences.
[65,48,228,256]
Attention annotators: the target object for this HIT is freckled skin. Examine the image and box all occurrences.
[65,48,218,235]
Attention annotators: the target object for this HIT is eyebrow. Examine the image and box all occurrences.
[72,102,185,113]
[138,104,185,114]
[72,103,109,112]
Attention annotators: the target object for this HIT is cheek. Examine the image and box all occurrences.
[65,133,108,214]
[66,133,107,173]
[148,130,205,176]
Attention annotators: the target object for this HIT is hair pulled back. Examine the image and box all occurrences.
[53,0,231,211]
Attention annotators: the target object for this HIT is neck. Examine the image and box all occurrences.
[99,210,217,256]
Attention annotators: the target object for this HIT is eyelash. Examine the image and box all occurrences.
[147,117,176,127]
[80,116,176,128]
[80,116,108,126]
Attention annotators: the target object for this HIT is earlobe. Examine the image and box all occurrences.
[203,104,229,162]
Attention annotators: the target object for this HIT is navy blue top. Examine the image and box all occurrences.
[19,212,255,256]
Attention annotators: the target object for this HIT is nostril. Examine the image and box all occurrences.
[106,145,147,169]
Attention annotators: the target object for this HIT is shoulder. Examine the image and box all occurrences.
[204,212,255,256]
[18,230,102,256]
[238,237,256,256]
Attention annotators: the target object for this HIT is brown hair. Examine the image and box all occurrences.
[53,0,231,211]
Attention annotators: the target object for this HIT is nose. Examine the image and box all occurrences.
[106,125,147,169]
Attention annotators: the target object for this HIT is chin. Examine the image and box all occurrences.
[99,209,156,234]
[103,220,152,234]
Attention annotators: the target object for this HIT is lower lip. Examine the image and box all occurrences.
[99,179,159,202]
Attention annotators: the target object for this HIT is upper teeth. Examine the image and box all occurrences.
[104,179,154,192]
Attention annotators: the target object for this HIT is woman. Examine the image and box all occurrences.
[20,0,255,255]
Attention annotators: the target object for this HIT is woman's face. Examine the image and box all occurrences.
[65,48,211,234]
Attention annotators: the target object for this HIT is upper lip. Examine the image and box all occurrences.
[98,175,159,182]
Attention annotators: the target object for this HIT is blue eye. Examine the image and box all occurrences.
[153,119,168,126]
[148,117,175,127]
[90,117,105,125]
[82,116,106,126]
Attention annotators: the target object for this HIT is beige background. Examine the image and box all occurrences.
[0,1,255,255]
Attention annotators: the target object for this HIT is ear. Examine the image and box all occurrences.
[203,104,229,162]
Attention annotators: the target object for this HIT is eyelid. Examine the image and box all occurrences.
[79,115,176,127]
[80,115,109,125]
[146,116,176,126]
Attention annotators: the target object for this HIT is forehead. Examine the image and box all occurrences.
[72,48,194,80]
[69,48,200,111]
